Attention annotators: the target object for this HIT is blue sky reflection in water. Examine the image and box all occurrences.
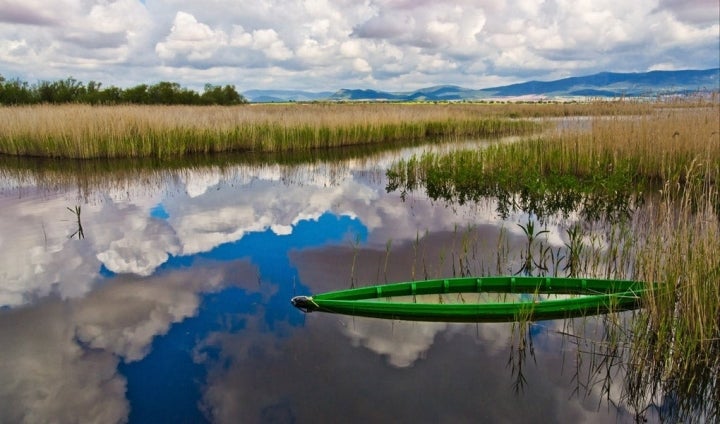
[120,212,366,423]
[0,149,651,423]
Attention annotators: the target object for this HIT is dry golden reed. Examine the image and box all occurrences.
[0,103,543,159]
[624,161,719,421]
[391,104,719,192]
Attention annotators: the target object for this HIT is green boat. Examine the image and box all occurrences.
[291,276,649,322]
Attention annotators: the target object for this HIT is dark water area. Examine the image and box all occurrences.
[0,139,661,423]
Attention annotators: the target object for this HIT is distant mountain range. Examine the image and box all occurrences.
[243,68,719,102]
[242,89,334,103]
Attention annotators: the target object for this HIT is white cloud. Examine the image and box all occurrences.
[426,20,459,47]
[352,57,372,73]
[156,11,228,61]
[251,28,292,61]
[340,39,363,58]
[0,195,102,307]
[180,166,222,197]
[96,234,178,277]
[167,174,376,255]
[229,25,252,47]
[0,0,716,90]
[656,0,720,26]
[0,0,74,26]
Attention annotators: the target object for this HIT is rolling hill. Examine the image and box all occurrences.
[243,68,719,102]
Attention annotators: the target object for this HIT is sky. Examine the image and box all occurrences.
[0,0,718,92]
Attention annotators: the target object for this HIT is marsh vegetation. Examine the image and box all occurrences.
[1,99,712,160]
[0,103,544,159]
[386,103,720,421]
[0,99,717,421]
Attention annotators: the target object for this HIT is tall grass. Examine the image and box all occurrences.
[386,103,720,420]
[388,106,719,219]
[0,104,542,159]
[3,100,712,160]
[626,162,720,421]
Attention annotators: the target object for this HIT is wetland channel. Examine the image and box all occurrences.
[0,118,709,423]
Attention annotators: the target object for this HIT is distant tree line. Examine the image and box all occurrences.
[0,75,247,105]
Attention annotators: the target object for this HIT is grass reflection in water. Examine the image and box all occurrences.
[385,105,719,422]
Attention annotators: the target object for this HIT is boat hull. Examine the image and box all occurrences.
[291,276,648,322]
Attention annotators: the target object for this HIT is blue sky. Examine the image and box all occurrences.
[0,0,718,91]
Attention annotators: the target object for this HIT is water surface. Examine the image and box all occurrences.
[0,138,654,423]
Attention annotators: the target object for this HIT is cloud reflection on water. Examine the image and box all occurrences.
[0,259,252,424]
[0,299,128,424]
[197,311,636,424]
[0,152,635,423]
[0,153,550,308]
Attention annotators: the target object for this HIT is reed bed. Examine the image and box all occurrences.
[386,104,719,421]
[626,164,719,421]
[388,106,719,207]
[0,104,542,159]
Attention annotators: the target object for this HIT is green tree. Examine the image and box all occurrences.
[0,75,37,104]
[201,83,247,105]
[0,75,247,106]
[98,86,123,104]
[122,84,149,104]
[147,81,201,104]
[82,80,102,104]
[147,81,181,104]
[37,77,86,103]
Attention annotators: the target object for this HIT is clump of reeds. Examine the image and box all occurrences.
[388,105,719,220]
[625,159,719,421]
[0,104,543,159]
[387,103,719,421]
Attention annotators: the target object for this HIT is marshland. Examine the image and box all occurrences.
[0,103,542,159]
[0,99,717,423]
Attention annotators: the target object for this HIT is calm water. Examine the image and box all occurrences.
[0,139,656,423]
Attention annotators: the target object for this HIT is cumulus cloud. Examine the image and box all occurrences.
[93,203,180,276]
[156,11,228,61]
[0,0,716,90]
[0,158,371,307]
[0,180,177,306]
[180,166,223,197]
[73,266,229,361]
[250,28,293,60]
[656,0,720,26]
[0,0,153,78]
[0,1,59,26]
[352,57,372,73]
